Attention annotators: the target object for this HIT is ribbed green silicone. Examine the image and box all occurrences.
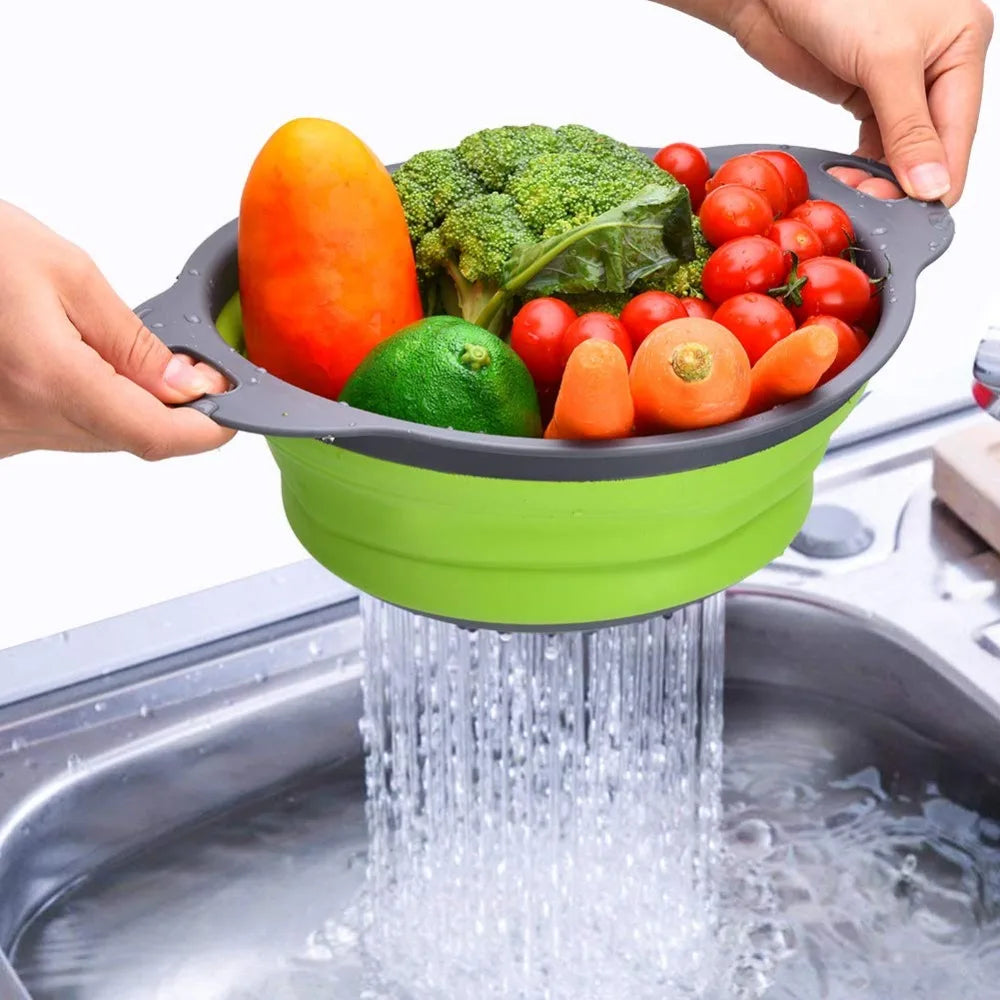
[219,295,856,627]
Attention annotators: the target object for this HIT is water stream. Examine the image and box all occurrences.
[358,594,735,999]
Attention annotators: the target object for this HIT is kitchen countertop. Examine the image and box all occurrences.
[0,0,996,650]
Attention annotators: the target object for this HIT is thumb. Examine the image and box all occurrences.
[60,254,225,403]
[864,55,952,202]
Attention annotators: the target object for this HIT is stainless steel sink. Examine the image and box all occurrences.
[0,408,999,999]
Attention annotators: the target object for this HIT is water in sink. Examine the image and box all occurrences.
[11,682,1000,998]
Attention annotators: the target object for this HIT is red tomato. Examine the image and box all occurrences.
[791,257,873,324]
[701,237,789,304]
[789,200,856,257]
[858,177,906,200]
[801,314,867,382]
[856,287,883,334]
[699,184,774,247]
[706,154,788,216]
[561,312,633,367]
[681,297,715,320]
[713,293,796,365]
[767,218,824,263]
[755,150,810,208]
[653,143,712,210]
[973,380,995,410]
[619,291,687,351]
[509,297,577,385]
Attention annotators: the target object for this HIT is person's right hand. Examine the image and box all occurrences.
[664,0,994,206]
[0,200,234,461]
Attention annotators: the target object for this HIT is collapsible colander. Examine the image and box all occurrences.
[140,144,953,630]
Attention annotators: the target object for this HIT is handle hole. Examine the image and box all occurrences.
[825,165,905,201]
[171,351,237,395]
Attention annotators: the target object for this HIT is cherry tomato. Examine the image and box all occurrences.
[767,218,824,263]
[509,297,577,385]
[858,177,906,200]
[681,297,716,320]
[973,380,995,410]
[789,200,856,257]
[827,165,872,189]
[755,150,810,208]
[857,289,883,334]
[801,314,867,383]
[701,237,789,304]
[653,142,712,210]
[699,184,774,247]
[561,312,633,367]
[706,154,788,217]
[713,293,796,365]
[619,291,687,351]
[790,257,873,324]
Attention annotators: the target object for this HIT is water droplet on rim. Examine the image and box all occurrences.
[184,314,201,324]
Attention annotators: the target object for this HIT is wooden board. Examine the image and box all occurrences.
[932,422,1000,554]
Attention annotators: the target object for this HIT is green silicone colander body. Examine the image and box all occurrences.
[140,142,952,629]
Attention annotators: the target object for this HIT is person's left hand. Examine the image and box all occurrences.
[0,200,235,461]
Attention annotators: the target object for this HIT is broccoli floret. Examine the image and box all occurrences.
[550,291,631,317]
[393,123,697,331]
[456,125,565,190]
[507,151,669,238]
[416,193,536,324]
[556,124,660,172]
[392,149,484,243]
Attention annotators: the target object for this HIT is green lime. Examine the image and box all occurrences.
[340,316,541,437]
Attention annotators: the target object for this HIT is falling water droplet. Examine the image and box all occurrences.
[187,268,200,276]
[9,738,27,753]
[93,701,106,713]
[66,754,83,771]
[151,321,164,329]
[139,704,153,719]
[249,376,259,385]
[872,226,887,236]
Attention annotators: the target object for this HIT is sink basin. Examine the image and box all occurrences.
[0,410,998,998]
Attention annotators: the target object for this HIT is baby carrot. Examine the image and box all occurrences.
[545,339,634,440]
[629,318,750,431]
[744,325,839,417]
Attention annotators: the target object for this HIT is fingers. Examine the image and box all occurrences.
[861,52,952,202]
[163,354,231,396]
[57,251,227,404]
[55,334,236,460]
[927,53,989,205]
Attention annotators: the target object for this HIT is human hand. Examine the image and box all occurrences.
[0,200,234,460]
[663,0,994,206]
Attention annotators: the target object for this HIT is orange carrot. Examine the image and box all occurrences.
[628,318,750,431]
[744,325,839,417]
[545,339,634,440]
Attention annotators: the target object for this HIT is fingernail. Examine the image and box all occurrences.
[906,163,951,201]
[164,356,210,395]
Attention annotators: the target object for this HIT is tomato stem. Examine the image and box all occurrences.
[768,252,808,308]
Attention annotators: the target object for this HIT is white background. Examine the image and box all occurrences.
[0,0,996,650]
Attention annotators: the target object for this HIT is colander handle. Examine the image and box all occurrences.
[136,222,401,440]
